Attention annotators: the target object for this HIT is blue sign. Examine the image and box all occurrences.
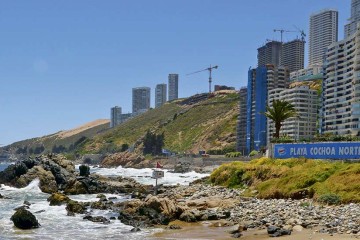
[274,142,360,159]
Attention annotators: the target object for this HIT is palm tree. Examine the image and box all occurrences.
[264,99,297,139]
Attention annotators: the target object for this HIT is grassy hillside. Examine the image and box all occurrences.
[4,92,239,157]
[210,157,360,203]
[78,91,239,154]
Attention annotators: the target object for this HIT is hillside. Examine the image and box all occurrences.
[4,91,239,157]
[4,119,110,155]
[77,91,239,155]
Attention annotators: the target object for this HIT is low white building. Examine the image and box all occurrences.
[268,86,318,142]
[290,65,323,82]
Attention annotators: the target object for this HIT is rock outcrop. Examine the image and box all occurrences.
[100,152,145,168]
[11,208,40,229]
[0,154,152,195]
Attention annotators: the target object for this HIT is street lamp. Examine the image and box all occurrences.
[255,131,266,151]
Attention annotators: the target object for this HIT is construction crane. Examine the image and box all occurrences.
[273,29,297,43]
[294,25,306,42]
[187,65,218,93]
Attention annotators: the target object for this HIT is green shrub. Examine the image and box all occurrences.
[208,149,224,155]
[318,193,341,205]
[249,150,259,157]
[225,152,241,158]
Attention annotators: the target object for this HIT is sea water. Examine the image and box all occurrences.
[0,167,209,239]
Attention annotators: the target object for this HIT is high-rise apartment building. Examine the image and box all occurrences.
[236,87,248,155]
[155,84,167,108]
[258,39,304,72]
[257,41,282,67]
[344,0,360,38]
[309,9,338,66]
[110,106,122,128]
[322,24,360,136]
[168,74,179,101]
[246,65,290,154]
[132,87,150,115]
[281,39,305,72]
[268,86,318,143]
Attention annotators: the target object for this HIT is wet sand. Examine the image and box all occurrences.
[151,221,357,240]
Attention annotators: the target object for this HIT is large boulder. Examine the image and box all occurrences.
[11,208,40,229]
[47,192,70,206]
[64,179,88,195]
[66,200,86,214]
[173,162,191,173]
[16,166,58,193]
[143,195,179,218]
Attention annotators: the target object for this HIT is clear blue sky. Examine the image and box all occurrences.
[0,0,349,145]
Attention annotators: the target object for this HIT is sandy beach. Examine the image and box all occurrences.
[151,220,358,240]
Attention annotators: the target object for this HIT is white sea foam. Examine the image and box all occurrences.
[0,180,153,240]
[83,165,209,186]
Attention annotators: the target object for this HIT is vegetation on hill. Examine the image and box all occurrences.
[4,92,239,157]
[77,91,239,155]
[210,157,360,203]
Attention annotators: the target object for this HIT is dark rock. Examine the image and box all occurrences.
[90,201,108,210]
[66,200,86,214]
[173,162,191,173]
[207,211,219,220]
[96,194,107,201]
[168,224,182,229]
[232,232,242,238]
[34,210,46,214]
[14,206,29,211]
[79,165,90,177]
[269,231,282,237]
[138,207,170,225]
[280,229,292,235]
[23,201,31,206]
[0,193,3,199]
[11,208,40,229]
[110,216,116,220]
[179,210,196,222]
[23,158,36,169]
[130,227,141,232]
[267,226,280,234]
[83,215,110,224]
[14,162,28,177]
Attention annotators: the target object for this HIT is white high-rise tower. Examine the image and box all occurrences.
[309,9,338,66]
[345,0,360,38]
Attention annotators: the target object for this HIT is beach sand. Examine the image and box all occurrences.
[150,220,358,240]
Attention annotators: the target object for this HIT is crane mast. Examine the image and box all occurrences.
[187,65,218,93]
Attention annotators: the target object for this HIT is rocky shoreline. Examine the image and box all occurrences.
[1,155,359,239]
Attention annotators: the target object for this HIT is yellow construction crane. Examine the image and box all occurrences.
[187,65,218,93]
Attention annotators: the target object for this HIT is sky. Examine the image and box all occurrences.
[0,0,350,145]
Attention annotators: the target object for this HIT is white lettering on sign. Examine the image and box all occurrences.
[310,147,336,155]
[290,147,307,156]
[339,146,360,155]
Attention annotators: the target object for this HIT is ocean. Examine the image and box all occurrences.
[0,166,209,240]
[0,163,11,172]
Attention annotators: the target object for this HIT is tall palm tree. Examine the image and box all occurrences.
[264,99,297,138]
